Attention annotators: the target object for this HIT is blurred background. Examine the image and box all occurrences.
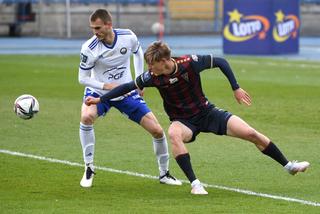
[0,0,319,38]
[0,0,319,58]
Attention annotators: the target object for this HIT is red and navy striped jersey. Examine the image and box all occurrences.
[136,55,213,120]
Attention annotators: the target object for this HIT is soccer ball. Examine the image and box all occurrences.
[151,22,164,34]
[13,94,39,120]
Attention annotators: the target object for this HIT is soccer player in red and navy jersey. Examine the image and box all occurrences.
[85,41,310,195]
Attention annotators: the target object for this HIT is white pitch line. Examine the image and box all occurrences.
[1,149,319,207]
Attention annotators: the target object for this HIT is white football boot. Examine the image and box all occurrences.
[159,171,182,185]
[80,164,95,188]
[191,179,208,195]
[284,160,310,175]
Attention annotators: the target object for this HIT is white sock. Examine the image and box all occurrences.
[79,122,95,165]
[153,133,169,176]
[191,179,201,188]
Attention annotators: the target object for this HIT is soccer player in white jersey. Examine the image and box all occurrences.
[78,9,181,188]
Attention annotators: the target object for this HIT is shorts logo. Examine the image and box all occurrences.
[120,47,127,55]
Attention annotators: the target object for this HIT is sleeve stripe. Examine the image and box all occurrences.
[115,29,132,35]
[134,79,140,90]
[133,45,140,54]
[89,38,99,50]
[117,33,132,36]
[79,65,95,70]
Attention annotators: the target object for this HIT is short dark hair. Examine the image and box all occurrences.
[144,41,171,64]
[90,9,112,23]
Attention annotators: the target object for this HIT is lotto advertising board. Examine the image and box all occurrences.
[223,0,300,55]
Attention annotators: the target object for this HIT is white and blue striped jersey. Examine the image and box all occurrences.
[78,28,144,99]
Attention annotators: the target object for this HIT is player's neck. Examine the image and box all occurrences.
[103,30,115,45]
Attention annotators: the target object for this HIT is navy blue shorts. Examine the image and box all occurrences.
[84,88,151,124]
[172,105,232,142]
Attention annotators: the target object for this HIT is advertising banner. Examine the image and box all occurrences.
[223,0,300,55]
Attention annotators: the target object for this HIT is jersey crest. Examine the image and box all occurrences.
[120,47,127,55]
[181,73,189,82]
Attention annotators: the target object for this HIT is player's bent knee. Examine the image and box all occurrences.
[150,126,164,139]
[168,130,181,144]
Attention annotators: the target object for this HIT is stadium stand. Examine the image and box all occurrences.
[0,2,35,36]
[168,0,215,20]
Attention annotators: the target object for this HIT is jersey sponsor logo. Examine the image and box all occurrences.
[108,70,125,80]
[120,47,127,55]
[103,66,126,75]
[169,77,178,84]
[80,53,88,63]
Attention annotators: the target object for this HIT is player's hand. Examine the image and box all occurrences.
[137,88,145,96]
[85,96,101,106]
[234,88,251,106]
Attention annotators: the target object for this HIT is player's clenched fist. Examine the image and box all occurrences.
[85,96,100,106]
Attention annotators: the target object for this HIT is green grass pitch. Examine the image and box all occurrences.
[0,55,319,213]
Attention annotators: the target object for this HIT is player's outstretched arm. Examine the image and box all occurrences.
[213,57,239,91]
[85,81,137,106]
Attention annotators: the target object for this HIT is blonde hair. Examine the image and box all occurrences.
[144,41,171,64]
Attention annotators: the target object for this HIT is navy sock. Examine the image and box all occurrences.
[175,153,197,183]
[262,142,289,166]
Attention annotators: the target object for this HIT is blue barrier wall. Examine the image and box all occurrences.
[223,0,300,55]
